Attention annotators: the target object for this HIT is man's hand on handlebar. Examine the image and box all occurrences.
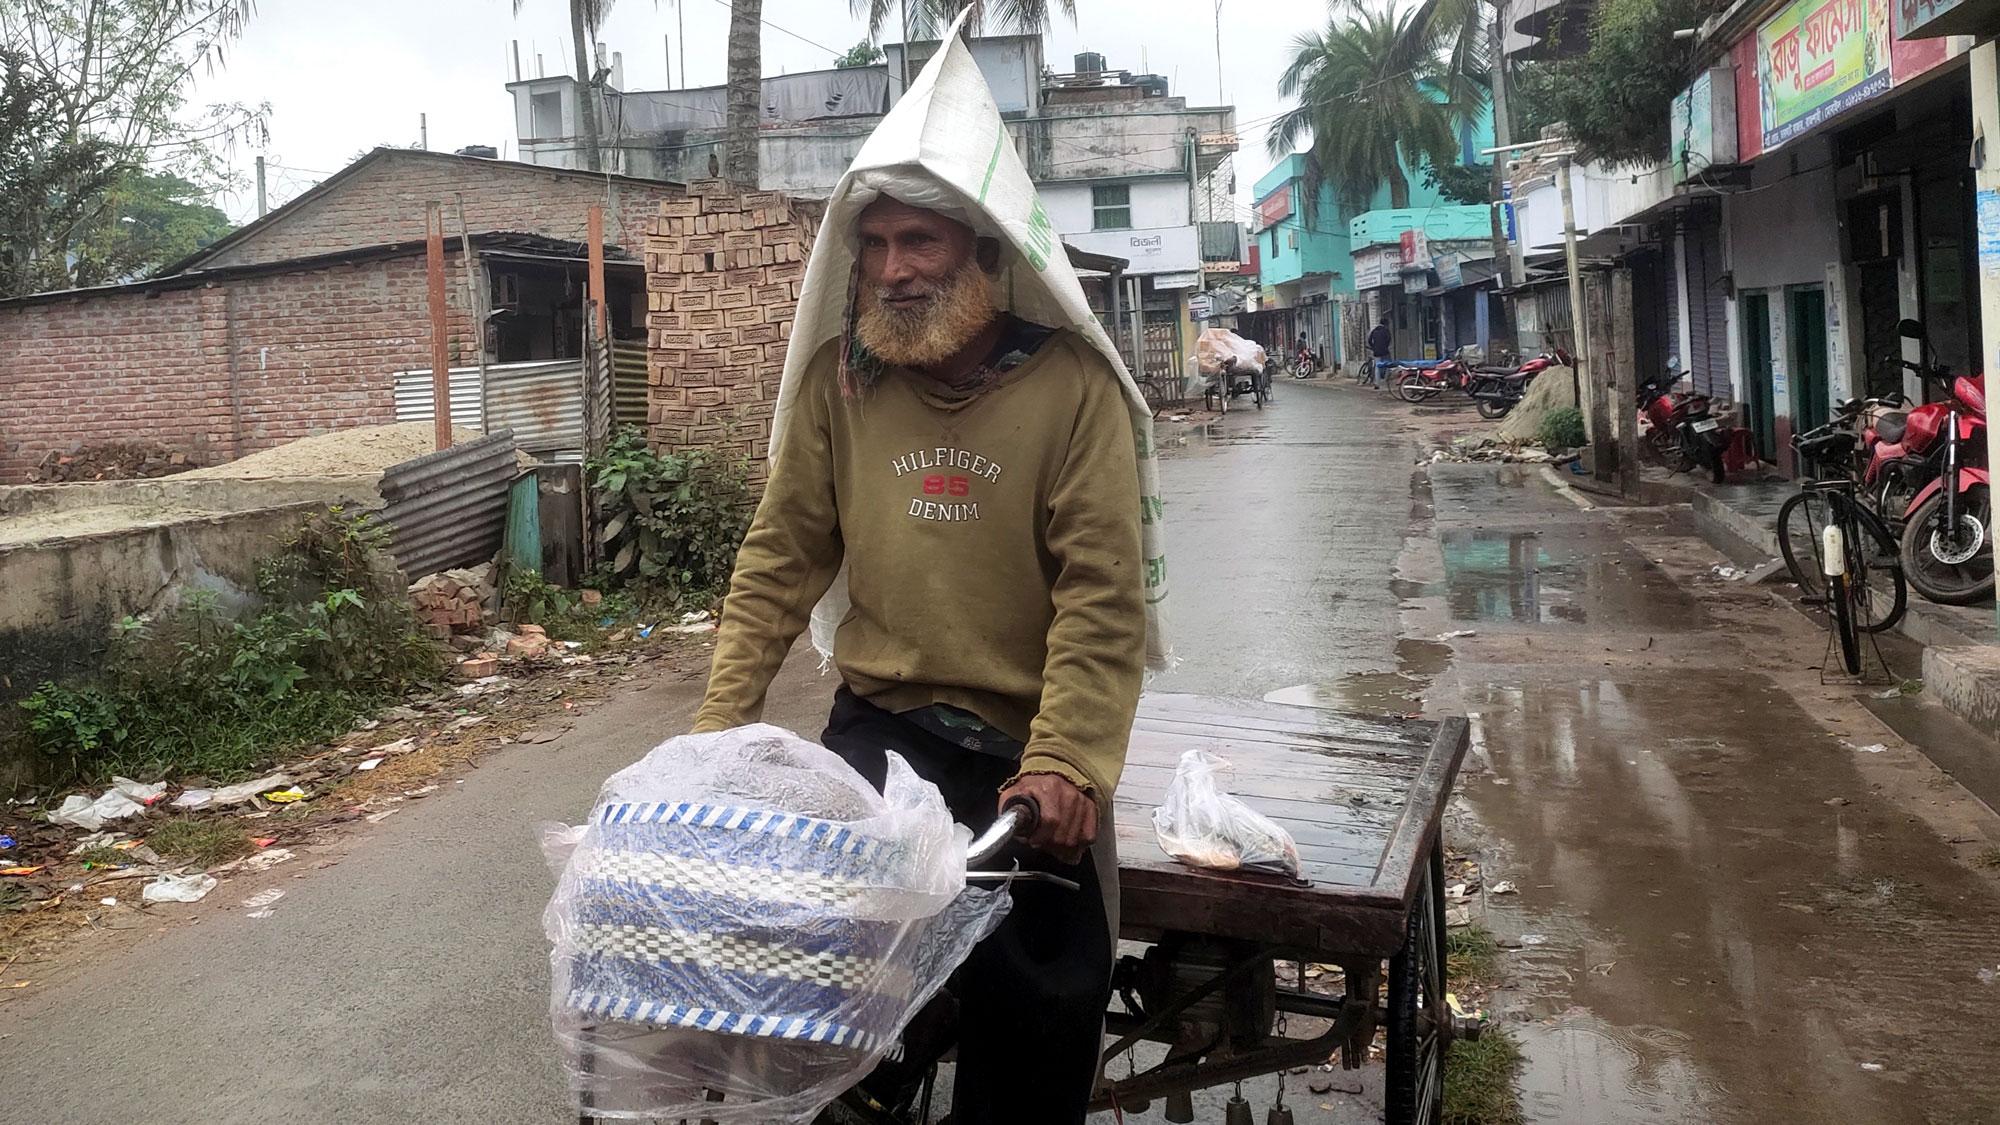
[999,773,1097,866]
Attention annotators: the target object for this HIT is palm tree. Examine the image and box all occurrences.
[849,0,1076,40]
[510,0,616,172]
[1266,6,1463,212]
[724,0,760,185]
[1384,0,1491,121]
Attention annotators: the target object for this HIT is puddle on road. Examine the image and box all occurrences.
[1265,638,1452,714]
[1433,530,1704,628]
[1464,673,2000,1124]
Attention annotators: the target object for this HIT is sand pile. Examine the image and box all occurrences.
[180,423,487,480]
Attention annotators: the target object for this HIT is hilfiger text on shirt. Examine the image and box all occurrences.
[890,447,1004,482]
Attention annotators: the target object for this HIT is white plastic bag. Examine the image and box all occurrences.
[541,724,1007,1123]
[142,873,217,904]
[1151,748,1302,880]
[47,788,147,830]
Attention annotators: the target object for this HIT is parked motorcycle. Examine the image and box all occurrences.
[1893,318,1992,605]
[1465,349,1568,420]
[1637,370,1726,484]
[1393,356,1469,403]
[1292,346,1318,379]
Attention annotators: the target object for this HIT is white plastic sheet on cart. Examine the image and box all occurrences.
[542,724,1007,1123]
[1152,748,1302,880]
[1195,328,1268,377]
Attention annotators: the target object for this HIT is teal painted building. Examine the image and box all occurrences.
[1250,93,1498,364]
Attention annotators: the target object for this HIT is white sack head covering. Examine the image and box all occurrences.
[773,8,1169,671]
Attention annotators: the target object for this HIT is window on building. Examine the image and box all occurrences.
[530,91,564,140]
[1092,184,1132,230]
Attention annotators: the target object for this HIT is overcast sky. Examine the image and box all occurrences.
[187,0,1329,224]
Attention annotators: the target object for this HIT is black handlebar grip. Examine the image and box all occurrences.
[1001,794,1041,838]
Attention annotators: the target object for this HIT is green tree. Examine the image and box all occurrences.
[71,170,233,285]
[835,38,884,68]
[0,0,263,295]
[850,0,1077,39]
[1267,6,1462,211]
[0,48,120,296]
[1422,161,1493,205]
[1510,0,1702,165]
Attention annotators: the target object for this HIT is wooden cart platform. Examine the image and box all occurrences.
[1093,694,1473,1123]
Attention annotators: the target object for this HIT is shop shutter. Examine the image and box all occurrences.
[1684,212,1730,399]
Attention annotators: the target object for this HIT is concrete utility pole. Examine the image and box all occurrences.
[420,113,428,151]
[1487,4,1514,300]
[1213,0,1226,105]
[1972,41,2000,628]
[1559,153,1588,432]
[254,156,267,218]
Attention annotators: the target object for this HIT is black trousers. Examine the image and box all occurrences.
[821,689,1112,1125]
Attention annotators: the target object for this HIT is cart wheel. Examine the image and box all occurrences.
[1385,845,1446,1125]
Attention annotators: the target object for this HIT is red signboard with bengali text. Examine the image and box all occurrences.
[1258,185,1292,230]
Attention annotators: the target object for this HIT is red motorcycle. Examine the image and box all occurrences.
[1638,370,1726,483]
[1393,356,1470,403]
[1463,349,1570,420]
[1892,319,1991,605]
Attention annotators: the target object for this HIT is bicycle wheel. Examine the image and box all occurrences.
[1776,491,1833,601]
[1847,505,1908,633]
[1829,570,1863,675]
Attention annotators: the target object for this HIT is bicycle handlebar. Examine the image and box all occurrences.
[965,796,1040,866]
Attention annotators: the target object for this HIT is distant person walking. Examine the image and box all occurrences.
[1367,316,1393,389]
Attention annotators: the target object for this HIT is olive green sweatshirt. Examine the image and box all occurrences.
[692,329,1146,810]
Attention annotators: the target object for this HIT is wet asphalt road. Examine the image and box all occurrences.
[6,378,2000,1123]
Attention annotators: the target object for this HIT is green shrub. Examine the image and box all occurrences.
[1536,407,1587,450]
[589,428,753,607]
[11,508,441,786]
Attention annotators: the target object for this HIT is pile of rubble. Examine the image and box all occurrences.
[408,565,498,649]
[28,441,197,482]
[1427,436,1563,465]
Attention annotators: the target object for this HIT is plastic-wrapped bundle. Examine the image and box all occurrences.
[1151,747,1302,880]
[543,724,1008,1122]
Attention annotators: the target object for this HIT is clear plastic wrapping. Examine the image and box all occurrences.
[542,724,1008,1122]
[1151,747,1303,880]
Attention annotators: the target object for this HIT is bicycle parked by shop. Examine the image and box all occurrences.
[1776,418,1909,675]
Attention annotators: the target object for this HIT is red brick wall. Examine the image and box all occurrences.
[644,182,823,486]
[0,252,477,483]
[201,152,686,269]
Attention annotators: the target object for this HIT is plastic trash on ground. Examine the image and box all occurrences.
[1152,748,1303,880]
[541,724,1007,1123]
[142,873,217,904]
[47,788,147,830]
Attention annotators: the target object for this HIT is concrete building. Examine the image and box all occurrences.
[1501,0,1978,471]
[507,39,1236,383]
[1249,93,1496,366]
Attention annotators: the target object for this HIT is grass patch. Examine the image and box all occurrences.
[1974,847,2000,871]
[1445,1026,1525,1125]
[1448,925,1502,984]
[73,847,133,867]
[146,821,254,868]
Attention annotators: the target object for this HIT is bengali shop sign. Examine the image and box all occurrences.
[1758,0,1893,150]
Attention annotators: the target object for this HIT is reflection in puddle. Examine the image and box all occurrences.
[1467,675,2000,1124]
[1439,530,1702,628]
[1264,639,1452,714]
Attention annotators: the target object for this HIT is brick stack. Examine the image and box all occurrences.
[407,564,496,646]
[643,181,824,485]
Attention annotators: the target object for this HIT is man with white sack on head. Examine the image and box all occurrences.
[691,13,1169,1123]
